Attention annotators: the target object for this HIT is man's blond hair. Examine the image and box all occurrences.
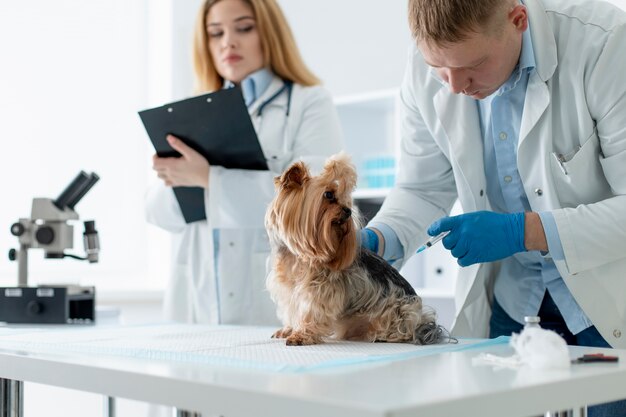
[408,0,515,46]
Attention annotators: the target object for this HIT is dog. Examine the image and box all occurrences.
[265,153,448,346]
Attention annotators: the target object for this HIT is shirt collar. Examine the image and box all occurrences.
[223,67,274,107]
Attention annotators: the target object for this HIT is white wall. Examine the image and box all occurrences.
[169,0,411,99]
[4,0,626,292]
[280,1,411,96]
[0,1,171,293]
[171,0,626,96]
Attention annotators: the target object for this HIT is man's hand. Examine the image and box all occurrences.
[152,135,210,188]
[427,211,526,267]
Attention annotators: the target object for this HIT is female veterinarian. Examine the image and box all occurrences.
[145,0,343,325]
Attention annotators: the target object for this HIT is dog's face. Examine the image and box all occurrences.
[266,153,358,271]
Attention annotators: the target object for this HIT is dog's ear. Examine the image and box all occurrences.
[275,161,309,190]
[321,152,357,192]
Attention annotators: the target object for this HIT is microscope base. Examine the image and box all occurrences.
[0,286,95,324]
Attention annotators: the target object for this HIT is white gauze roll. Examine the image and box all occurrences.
[510,327,571,369]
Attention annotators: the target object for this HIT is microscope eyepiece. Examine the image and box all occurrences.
[53,171,100,210]
[67,172,99,210]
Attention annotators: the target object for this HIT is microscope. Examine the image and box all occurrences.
[1,171,101,324]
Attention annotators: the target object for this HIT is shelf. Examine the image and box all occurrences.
[412,287,455,299]
[353,188,391,200]
[335,89,402,195]
[334,88,399,108]
[336,89,458,301]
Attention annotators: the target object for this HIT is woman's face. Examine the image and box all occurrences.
[206,0,264,84]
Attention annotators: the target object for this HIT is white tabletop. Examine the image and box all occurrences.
[1,324,626,417]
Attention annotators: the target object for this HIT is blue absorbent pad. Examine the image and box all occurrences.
[0,324,510,372]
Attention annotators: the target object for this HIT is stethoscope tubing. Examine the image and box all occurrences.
[257,80,293,117]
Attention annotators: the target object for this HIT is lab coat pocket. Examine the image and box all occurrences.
[251,232,271,282]
[549,133,612,208]
[248,235,279,325]
[164,264,194,322]
[251,251,271,293]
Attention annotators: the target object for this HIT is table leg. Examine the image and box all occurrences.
[0,378,23,417]
[176,410,202,417]
[544,407,587,417]
[574,407,588,417]
[103,396,115,417]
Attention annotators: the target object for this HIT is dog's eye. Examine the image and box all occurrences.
[323,191,335,200]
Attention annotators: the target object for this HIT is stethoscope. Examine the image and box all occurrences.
[257,80,293,117]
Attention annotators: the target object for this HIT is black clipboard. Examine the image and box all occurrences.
[139,86,268,223]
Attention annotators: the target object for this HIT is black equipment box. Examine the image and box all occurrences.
[0,286,95,324]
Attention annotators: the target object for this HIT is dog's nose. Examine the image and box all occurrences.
[342,207,352,217]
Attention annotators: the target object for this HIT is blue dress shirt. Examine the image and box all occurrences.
[477,25,591,334]
[224,67,273,106]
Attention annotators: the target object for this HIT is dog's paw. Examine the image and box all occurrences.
[285,332,319,346]
[271,327,293,339]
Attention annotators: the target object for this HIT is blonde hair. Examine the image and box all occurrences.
[408,0,515,46]
[193,0,319,93]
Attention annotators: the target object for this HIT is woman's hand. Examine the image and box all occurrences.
[152,135,210,188]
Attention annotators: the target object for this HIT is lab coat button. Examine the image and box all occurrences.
[504,175,512,183]
[229,242,234,247]
[499,132,507,140]
[228,292,234,298]
[479,189,484,197]
[614,330,622,338]
[534,188,543,196]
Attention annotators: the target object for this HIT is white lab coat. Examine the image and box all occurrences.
[372,0,626,347]
[145,75,343,325]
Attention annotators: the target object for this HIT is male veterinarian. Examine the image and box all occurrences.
[361,0,626,414]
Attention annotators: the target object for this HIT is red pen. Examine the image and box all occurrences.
[572,353,619,364]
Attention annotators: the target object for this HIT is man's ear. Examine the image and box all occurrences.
[275,161,309,190]
[510,4,528,31]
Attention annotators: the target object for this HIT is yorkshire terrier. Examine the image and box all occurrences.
[265,153,448,346]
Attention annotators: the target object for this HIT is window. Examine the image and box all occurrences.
[0,1,173,292]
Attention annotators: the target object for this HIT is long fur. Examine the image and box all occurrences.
[265,153,450,346]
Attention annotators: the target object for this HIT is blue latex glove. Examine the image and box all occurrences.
[427,211,526,267]
[359,228,379,253]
